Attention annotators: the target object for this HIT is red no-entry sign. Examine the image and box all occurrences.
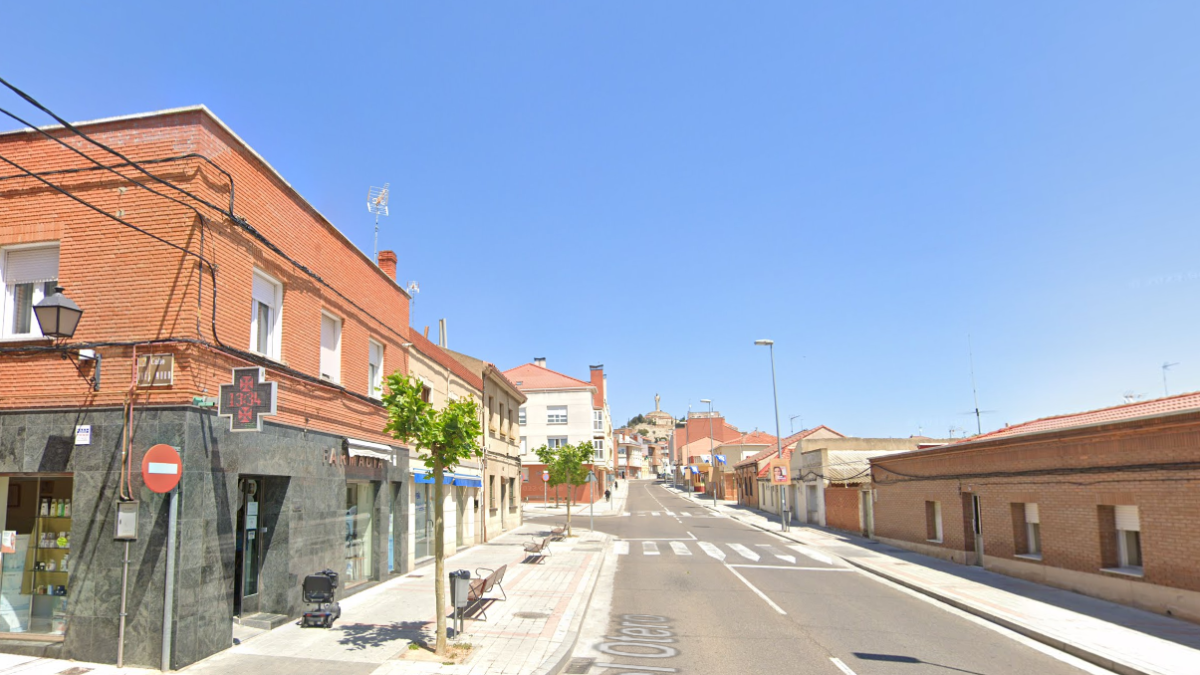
[542,471,550,481]
[142,444,182,493]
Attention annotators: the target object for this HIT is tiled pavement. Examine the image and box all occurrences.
[177,523,610,675]
[667,486,1200,675]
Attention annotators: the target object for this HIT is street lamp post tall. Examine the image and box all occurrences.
[755,339,788,532]
[701,399,716,508]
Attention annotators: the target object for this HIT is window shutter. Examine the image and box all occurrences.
[4,246,59,284]
[252,272,277,306]
[1114,505,1140,532]
[1024,503,1040,524]
[320,314,340,380]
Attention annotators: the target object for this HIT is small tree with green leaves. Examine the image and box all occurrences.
[383,373,481,656]
[535,441,593,536]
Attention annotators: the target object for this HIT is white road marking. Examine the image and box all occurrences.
[669,541,691,556]
[679,512,692,517]
[643,541,660,555]
[614,541,629,555]
[725,564,786,615]
[830,657,857,675]
[651,511,661,517]
[776,555,796,564]
[787,544,834,566]
[698,541,726,561]
[621,512,631,517]
[664,510,675,516]
[728,564,854,571]
[727,543,760,562]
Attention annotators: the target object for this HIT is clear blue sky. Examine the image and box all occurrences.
[4,3,1200,438]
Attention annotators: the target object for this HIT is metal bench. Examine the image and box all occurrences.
[550,526,566,540]
[524,536,551,563]
[464,564,507,621]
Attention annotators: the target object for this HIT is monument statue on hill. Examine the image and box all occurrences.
[655,393,660,411]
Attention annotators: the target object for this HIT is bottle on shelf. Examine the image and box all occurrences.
[40,499,49,517]
[64,499,71,518]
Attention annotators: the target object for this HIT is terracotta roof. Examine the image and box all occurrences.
[502,363,596,392]
[956,391,1200,445]
[756,448,794,478]
[406,328,484,392]
[718,430,778,448]
[445,349,528,403]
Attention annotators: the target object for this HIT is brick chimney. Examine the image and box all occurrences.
[378,250,397,281]
[589,364,604,409]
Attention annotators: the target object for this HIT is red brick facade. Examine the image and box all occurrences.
[870,410,1200,619]
[522,463,610,504]
[0,108,410,444]
[824,486,863,534]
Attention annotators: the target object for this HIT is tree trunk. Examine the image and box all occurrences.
[566,484,572,536]
[433,462,448,655]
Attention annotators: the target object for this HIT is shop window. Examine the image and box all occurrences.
[344,483,374,588]
[414,482,431,561]
[925,501,943,543]
[1,244,59,339]
[0,476,73,635]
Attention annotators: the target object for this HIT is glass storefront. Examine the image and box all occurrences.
[0,476,73,636]
[414,482,431,562]
[343,482,374,588]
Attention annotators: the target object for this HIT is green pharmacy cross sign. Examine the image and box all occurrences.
[218,367,278,432]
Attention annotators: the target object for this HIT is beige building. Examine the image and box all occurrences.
[401,328,485,569]
[447,348,528,540]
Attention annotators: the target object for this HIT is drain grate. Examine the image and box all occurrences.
[564,657,595,674]
[57,669,93,675]
[513,611,550,620]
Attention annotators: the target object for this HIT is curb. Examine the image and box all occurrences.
[534,533,612,675]
[683,494,1159,675]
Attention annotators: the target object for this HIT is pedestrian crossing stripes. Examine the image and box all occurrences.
[613,540,841,570]
[628,510,718,518]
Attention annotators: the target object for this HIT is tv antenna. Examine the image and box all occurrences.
[1123,391,1145,404]
[366,183,390,261]
[1162,361,1180,397]
[962,334,996,435]
[789,414,803,434]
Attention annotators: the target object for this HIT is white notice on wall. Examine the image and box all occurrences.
[74,425,91,446]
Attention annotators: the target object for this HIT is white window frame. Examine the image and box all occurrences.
[319,310,343,383]
[547,436,567,449]
[593,409,604,432]
[927,501,943,543]
[1023,503,1042,558]
[520,436,528,454]
[592,438,605,460]
[1,243,60,340]
[547,406,568,425]
[367,338,385,399]
[518,407,527,425]
[249,269,283,360]
[1114,505,1142,571]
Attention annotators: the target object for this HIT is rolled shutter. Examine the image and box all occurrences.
[252,272,277,306]
[1025,503,1040,524]
[4,246,59,284]
[1114,505,1139,532]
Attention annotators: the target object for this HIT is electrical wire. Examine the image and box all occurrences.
[870,459,1200,483]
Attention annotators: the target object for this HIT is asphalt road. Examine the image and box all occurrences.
[548,479,1111,675]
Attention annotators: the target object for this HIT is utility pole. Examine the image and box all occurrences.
[702,399,715,507]
[755,340,788,531]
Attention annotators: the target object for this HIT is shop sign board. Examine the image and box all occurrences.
[142,443,182,493]
[217,367,278,432]
[136,354,174,387]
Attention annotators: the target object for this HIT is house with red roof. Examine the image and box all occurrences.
[504,358,614,504]
[734,426,844,511]
[869,392,1200,622]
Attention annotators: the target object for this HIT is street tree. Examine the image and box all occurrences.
[382,373,481,656]
[535,441,593,536]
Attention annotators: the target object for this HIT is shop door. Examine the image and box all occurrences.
[455,487,465,548]
[234,477,263,617]
[971,494,984,565]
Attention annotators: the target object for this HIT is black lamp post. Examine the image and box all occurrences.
[33,286,84,339]
[34,287,98,391]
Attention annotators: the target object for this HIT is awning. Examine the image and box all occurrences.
[452,476,483,488]
[410,468,482,487]
[346,438,395,464]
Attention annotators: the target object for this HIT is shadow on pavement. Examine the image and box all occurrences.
[334,620,434,651]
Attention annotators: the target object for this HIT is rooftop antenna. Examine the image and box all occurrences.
[1123,391,1145,404]
[962,334,997,435]
[1162,361,1180,397]
[789,414,802,434]
[366,183,390,261]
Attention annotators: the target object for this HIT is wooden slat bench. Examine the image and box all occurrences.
[524,536,551,564]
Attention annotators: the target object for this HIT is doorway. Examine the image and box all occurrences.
[234,476,262,617]
[964,493,984,566]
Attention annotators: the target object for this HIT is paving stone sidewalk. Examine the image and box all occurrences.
[521,478,629,519]
[667,486,1200,675]
[180,523,609,675]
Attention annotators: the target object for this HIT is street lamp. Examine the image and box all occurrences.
[34,286,83,338]
[754,339,788,531]
[701,399,716,508]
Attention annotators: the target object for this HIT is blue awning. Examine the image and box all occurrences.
[412,469,453,485]
[452,477,483,488]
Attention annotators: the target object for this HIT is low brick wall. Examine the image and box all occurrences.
[825,486,862,533]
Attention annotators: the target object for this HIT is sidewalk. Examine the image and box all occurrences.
[521,478,630,519]
[180,523,609,675]
[666,486,1200,675]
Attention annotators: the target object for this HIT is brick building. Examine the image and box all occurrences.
[870,394,1200,624]
[0,106,483,667]
[734,426,843,512]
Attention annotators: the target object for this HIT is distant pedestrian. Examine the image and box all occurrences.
[604,489,611,503]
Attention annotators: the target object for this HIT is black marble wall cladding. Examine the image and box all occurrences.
[0,406,408,670]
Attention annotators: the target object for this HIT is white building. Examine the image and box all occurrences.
[503,359,614,502]
[615,431,648,478]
